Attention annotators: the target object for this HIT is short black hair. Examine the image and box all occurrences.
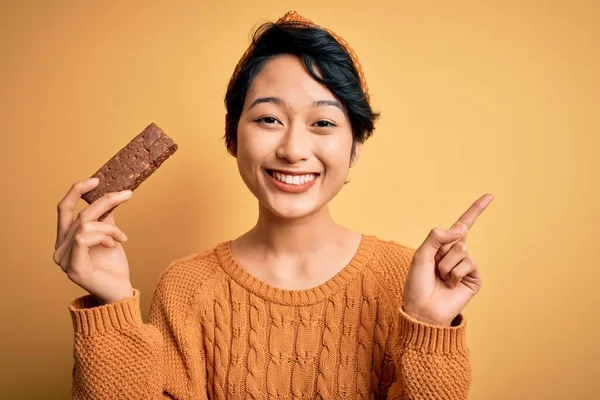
[224,21,380,159]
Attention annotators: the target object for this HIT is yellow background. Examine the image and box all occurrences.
[1,1,598,399]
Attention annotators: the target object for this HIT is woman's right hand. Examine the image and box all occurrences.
[53,177,134,305]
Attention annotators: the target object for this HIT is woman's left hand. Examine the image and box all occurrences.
[403,193,494,326]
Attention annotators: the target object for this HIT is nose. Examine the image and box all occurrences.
[276,123,311,164]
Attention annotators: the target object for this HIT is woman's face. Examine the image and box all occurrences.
[235,54,360,220]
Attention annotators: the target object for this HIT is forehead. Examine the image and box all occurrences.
[245,54,337,106]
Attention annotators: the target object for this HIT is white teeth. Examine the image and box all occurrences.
[272,171,317,185]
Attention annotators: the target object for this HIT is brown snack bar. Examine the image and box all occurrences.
[82,122,178,221]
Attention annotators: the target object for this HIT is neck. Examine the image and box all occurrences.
[247,203,343,255]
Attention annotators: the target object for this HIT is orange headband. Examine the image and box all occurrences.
[227,10,370,104]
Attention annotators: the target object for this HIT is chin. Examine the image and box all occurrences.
[262,198,324,220]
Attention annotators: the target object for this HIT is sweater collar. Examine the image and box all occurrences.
[215,234,376,306]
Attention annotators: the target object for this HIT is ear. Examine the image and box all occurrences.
[350,141,362,167]
[227,141,238,158]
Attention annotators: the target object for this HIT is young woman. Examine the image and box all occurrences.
[54,11,493,400]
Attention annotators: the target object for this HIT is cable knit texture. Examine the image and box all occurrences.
[69,235,471,399]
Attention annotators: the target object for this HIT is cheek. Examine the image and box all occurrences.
[237,127,269,162]
[236,127,278,183]
[318,137,353,172]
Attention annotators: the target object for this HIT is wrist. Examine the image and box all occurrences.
[96,287,134,306]
[402,306,452,327]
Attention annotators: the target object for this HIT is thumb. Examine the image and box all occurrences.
[414,227,465,262]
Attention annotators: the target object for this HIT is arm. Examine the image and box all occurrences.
[385,308,471,399]
[69,270,208,399]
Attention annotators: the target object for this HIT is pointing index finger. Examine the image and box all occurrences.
[451,193,494,232]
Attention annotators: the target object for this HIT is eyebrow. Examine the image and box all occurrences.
[247,97,344,112]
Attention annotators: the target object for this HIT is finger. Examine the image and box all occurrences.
[57,190,132,260]
[55,229,119,270]
[437,195,493,264]
[57,239,72,272]
[450,193,494,233]
[78,190,133,222]
[68,232,116,277]
[78,220,128,241]
[55,178,100,249]
[437,242,468,281]
[435,232,468,264]
[103,210,116,225]
[448,257,479,288]
[53,220,127,265]
[58,231,115,274]
[415,227,465,262]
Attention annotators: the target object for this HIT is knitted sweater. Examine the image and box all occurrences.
[69,235,471,399]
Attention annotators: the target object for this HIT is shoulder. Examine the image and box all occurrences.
[157,246,220,284]
[369,236,416,267]
[152,243,224,304]
[363,235,417,306]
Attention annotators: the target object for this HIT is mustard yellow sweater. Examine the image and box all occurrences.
[69,235,471,399]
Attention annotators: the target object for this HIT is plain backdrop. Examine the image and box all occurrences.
[1,1,598,399]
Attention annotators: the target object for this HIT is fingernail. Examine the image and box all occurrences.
[90,177,99,183]
[121,190,132,197]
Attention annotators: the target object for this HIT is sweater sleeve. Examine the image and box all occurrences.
[385,307,471,399]
[69,268,208,399]
[370,238,472,399]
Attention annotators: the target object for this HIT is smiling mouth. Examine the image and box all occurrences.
[266,169,320,186]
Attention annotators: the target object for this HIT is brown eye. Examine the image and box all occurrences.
[314,120,336,128]
[256,117,280,125]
